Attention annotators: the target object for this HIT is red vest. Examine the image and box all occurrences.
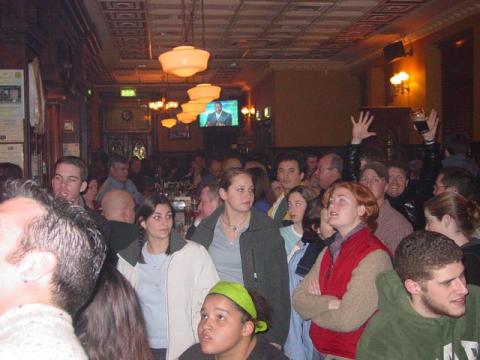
[309,228,390,359]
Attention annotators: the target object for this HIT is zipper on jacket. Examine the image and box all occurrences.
[251,249,258,287]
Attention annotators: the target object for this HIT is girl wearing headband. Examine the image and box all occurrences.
[180,282,287,360]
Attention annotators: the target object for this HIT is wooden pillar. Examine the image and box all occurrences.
[46,102,62,174]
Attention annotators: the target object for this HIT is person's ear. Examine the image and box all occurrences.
[441,214,454,229]
[219,188,228,201]
[242,320,255,337]
[80,180,88,193]
[19,252,57,283]
[405,279,422,295]
[357,204,366,217]
[140,218,147,230]
[300,172,305,181]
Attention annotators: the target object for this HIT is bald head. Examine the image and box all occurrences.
[101,190,135,224]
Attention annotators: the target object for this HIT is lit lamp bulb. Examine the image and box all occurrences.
[241,107,249,115]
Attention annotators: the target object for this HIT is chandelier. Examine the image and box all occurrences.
[187,83,221,103]
[161,118,177,128]
[158,0,209,78]
[181,100,207,115]
[177,112,198,124]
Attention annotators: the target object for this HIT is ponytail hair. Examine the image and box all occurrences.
[425,192,480,237]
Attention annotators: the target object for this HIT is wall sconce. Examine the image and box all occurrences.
[241,105,255,117]
[390,71,410,95]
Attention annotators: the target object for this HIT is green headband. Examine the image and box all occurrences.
[208,281,268,333]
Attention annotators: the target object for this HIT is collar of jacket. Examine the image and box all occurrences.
[200,205,273,233]
[118,228,187,267]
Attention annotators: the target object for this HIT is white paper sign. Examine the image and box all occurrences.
[0,70,25,120]
[0,143,24,169]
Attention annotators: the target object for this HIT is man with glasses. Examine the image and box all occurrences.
[433,166,476,198]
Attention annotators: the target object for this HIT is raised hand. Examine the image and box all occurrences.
[351,111,376,144]
[422,108,439,142]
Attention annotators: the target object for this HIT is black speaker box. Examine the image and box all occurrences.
[383,41,406,63]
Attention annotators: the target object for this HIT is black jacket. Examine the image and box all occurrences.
[344,142,441,230]
[191,206,291,346]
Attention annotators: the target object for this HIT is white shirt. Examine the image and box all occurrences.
[0,304,87,360]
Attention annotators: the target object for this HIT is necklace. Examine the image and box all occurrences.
[221,213,249,233]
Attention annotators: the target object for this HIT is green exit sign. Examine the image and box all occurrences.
[121,88,136,97]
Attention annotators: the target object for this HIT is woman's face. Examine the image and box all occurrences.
[141,204,173,242]
[287,192,308,224]
[83,179,98,202]
[198,294,252,356]
[319,208,336,240]
[327,187,364,235]
[220,174,254,213]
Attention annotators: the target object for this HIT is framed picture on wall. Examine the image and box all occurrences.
[168,122,191,140]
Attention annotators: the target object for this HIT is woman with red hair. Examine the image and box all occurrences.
[293,181,392,360]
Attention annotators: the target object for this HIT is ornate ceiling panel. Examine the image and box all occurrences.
[83,0,479,87]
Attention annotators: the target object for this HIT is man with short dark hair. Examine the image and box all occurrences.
[97,154,143,205]
[357,231,480,359]
[434,166,476,198]
[0,179,106,359]
[269,152,305,223]
[52,156,110,239]
[206,101,232,127]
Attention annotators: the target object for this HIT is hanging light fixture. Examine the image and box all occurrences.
[187,83,221,103]
[158,0,210,78]
[181,100,207,115]
[177,112,198,124]
[161,118,177,128]
[159,46,209,78]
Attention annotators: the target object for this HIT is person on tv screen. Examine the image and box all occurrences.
[206,101,232,127]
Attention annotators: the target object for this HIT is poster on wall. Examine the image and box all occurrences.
[63,143,80,157]
[0,143,24,169]
[0,118,24,142]
[0,70,24,120]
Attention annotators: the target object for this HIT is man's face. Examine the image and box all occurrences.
[306,156,318,174]
[387,167,408,198]
[209,161,223,178]
[0,198,45,315]
[52,163,87,203]
[214,103,222,114]
[314,155,340,190]
[433,174,456,196]
[360,169,387,202]
[110,163,129,182]
[277,160,304,193]
[198,187,220,219]
[130,159,141,174]
[414,261,468,318]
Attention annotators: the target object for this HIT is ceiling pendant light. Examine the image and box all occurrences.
[159,45,210,78]
[181,100,207,114]
[177,112,198,124]
[161,118,177,128]
[187,83,221,103]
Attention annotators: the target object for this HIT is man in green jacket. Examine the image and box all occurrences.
[357,231,480,360]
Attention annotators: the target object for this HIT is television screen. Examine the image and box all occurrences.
[199,99,239,127]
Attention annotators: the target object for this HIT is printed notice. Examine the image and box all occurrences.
[0,143,24,169]
[0,118,24,142]
[0,70,25,120]
[63,143,80,157]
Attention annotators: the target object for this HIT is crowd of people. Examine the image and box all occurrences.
[1,110,480,359]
